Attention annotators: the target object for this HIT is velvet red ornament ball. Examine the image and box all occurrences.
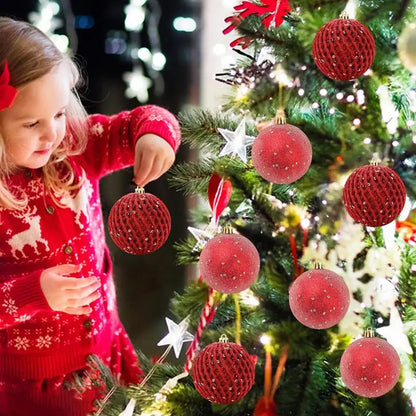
[199,231,260,293]
[343,164,406,227]
[340,336,401,397]
[288,268,350,329]
[312,17,375,81]
[108,188,171,255]
[251,123,312,184]
[192,340,255,404]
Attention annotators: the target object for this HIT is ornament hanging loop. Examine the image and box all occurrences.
[275,108,287,125]
[223,224,235,234]
[219,334,229,343]
[364,328,375,338]
[313,261,323,269]
[340,11,349,19]
[135,186,145,194]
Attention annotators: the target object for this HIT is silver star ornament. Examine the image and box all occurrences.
[218,118,255,163]
[157,317,194,358]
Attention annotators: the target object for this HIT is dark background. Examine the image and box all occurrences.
[0,0,200,355]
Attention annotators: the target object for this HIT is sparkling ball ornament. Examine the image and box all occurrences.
[192,339,255,404]
[251,123,312,184]
[340,335,401,397]
[398,22,416,73]
[343,164,406,227]
[199,229,260,293]
[288,268,350,329]
[108,187,171,255]
[312,16,375,81]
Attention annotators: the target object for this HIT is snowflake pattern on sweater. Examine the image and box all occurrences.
[0,105,180,381]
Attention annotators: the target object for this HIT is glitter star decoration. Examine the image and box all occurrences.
[157,317,194,358]
[218,118,255,163]
[188,226,215,251]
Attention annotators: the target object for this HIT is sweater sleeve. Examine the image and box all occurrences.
[0,270,51,330]
[77,105,181,179]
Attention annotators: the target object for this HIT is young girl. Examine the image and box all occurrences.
[0,16,181,416]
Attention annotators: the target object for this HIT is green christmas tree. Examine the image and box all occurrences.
[99,0,416,415]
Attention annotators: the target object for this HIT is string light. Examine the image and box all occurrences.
[122,0,167,103]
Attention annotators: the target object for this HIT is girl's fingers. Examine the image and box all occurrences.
[61,276,98,290]
[51,264,82,274]
[64,306,93,315]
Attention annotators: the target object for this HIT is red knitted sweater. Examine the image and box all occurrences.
[0,105,181,380]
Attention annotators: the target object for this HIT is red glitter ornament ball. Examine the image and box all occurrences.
[199,231,260,293]
[251,123,312,184]
[288,268,350,329]
[192,340,255,404]
[108,189,171,255]
[312,18,375,81]
[340,336,401,398]
[343,164,406,227]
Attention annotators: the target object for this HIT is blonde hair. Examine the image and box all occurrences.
[0,16,88,210]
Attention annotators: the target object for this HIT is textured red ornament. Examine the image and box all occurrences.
[199,232,260,293]
[108,190,171,255]
[253,396,277,416]
[208,174,233,222]
[312,18,375,81]
[340,337,401,397]
[288,268,350,329]
[192,341,255,404]
[343,164,406,227]
[251,123,312,184]
[224,0,291,48]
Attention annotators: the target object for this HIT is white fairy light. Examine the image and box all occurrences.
[392,140,399,147]
[336,92,344,100]
[260,334,271,345]
[413,135,416,144]
[124,0,146,31]
[356,89,366,105]
[312,102,319,109]
[352,118,361,126]
[346,94,355,102]
[329,108,336,114]
[363,137,372,144]
[298,88,305,96]
[319,88,328,96]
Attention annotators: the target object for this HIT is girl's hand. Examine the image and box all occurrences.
[40,264,101,315]
[133,134,175,187]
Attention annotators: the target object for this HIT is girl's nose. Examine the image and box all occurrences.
[40,122,57,142]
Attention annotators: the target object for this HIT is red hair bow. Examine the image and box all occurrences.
[0,61,17,111]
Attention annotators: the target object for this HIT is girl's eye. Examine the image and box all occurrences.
[56,111,66,119]
[25,121,38,128]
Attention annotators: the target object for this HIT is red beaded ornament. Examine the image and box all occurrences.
[108,187,171,255]
[288,268,350,329]
[192,338,255,404]
[343,164,406,227]
[312,16,375,81]
[340,332,401,398]
[199,229,260,293]
[251,123,312,184]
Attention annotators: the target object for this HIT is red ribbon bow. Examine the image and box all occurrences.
[0,61,17,111]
